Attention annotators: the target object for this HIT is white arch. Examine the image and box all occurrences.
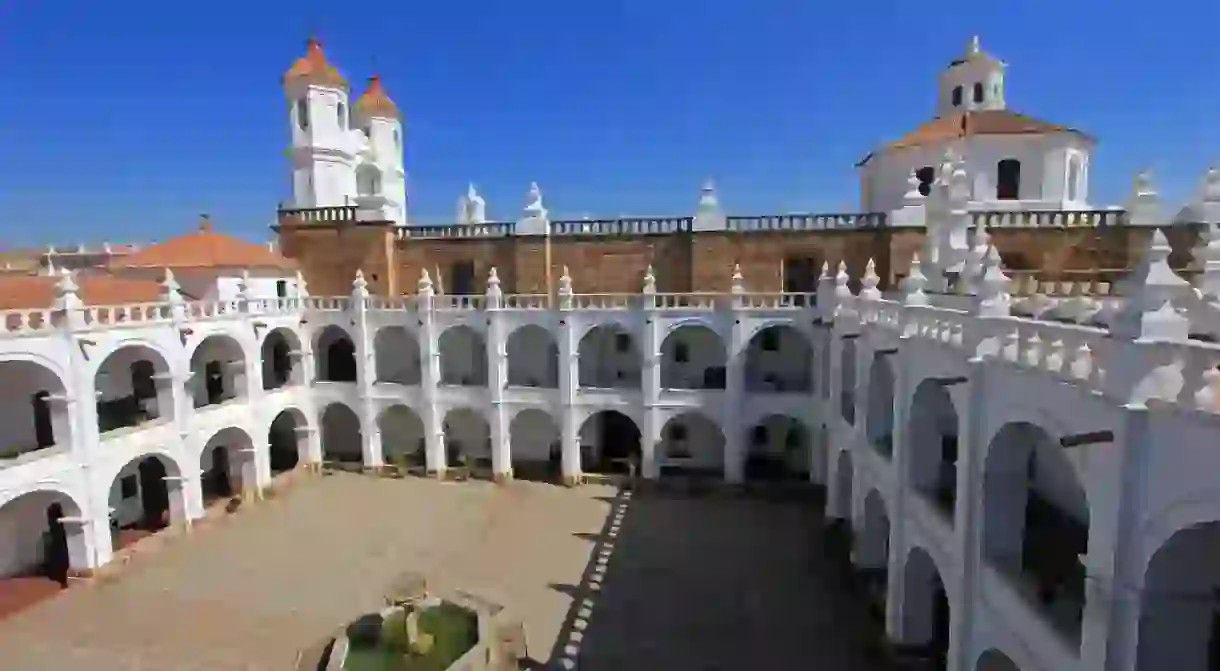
[442,407,490,465]
[659,324,726,390]
[374,326,421,385]
[509,408,559,464]
[506,325,558,388]
[379,404,426,464]
[268,407,309,473]
[438,325,487,386]
[578,324,641,389]
[320,402,362,463]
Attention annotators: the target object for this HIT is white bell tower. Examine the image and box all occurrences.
[352,75,407,225]
[283,37,356,209]
[936,36,1007,116]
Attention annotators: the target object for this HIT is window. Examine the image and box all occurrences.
[1067,155,1083,202]
[120,475,138,500]
[783,257,818,293]
[337,102,346,130]
[972,83,984,104]
[615,333,632,353]
[674,342,689,364]
[32,391,53,447]
[449,260,476,295]
[276,280,288,298]
[951,86,963,107]
[393,129,400,150]
[996,159,1022,200]
[296,99,309,131]
[916,166,936,197]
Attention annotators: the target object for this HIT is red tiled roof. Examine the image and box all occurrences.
[282,37,347,89]
[354,74,400,119]
[858,110,1091,166]
[111,217,297,271]
[0,274,165,310]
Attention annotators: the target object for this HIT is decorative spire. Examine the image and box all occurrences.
[699,180,719,211]
[53,268,79,305]
[353,74,400,119]
[295,269,310,298]
[417,268,434,295]
[731,264,745,293]
[1113,229,1191,340]
[901,254,929,306]
[834,261,853,301]
[967,35,980,56]
[523,182,547,219]
[485,267,502,306]
[1195,223,1220,299]
[902,169,925,206]
[1127,168,1161,227]
[860,259,881,300]
[198,214,213,232]
[352,269,369,298]
[642,265,656,293]
[160,268,183,304]
[558,266,572,295]
[282,36,347,89]
[977,246,1011,317]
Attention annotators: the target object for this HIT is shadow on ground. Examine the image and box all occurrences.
[529,481,895,671]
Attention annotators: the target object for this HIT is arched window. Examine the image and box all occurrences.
[296,99,309,131]
[337,102,346,130]
[393,129,400,150]
[951,86,963,107]
[1067,154,1083,202]
[996,159,1021,200]
[357,165,382,197]
[916,166,935,197]
[972,82,984,104]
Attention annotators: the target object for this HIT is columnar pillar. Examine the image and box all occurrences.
[943,358,985,671]
[486,272,512,481]
[724,321,747,484]
[557,272,581,485]
[417,272,445,476]
[351,271,383,469]
[825,326,850,520]
[640,279,661,479]
[884,333,917,638]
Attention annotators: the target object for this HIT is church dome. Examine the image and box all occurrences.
[282,37,347,89]
[353,75,400,119]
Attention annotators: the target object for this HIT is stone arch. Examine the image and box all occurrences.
[357,163,382,196]
[315,325,356,382]
[859,489,891,569]
[908,378,960,519]
[1136,520,1220,670]
[107,452,188,545]
[840,337,858,423]
[578,324,641,389]
[743,324,812,392]
[320,402,362,464]
[95,342,174,433]
[261,327,303,390]
[834,449,853,521]
[0,488,88,588]
[373,326,421,385]
[982,421,1089,643]
[510,408,560,477]
[438,325,487,386]
[379,404,425,467]
[658,412,724,475]
[442,407,490,467]
[189,333,247,408]
[578,410,641,474]
[975,648,1022,671]
[506,325,558,388]
[866,352,896,457]
[268,408,308,473]
[199,426,255,504]
[0,357,71,461]
[745,414,810,481]
[899,546,951,662]
[659,324,726,390]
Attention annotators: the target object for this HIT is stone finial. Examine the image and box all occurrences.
[295,269,309,298]
[967,35,980,56]
[1194,223,1220,299]
[698,180,719,211]
[901,253,929,306]
[160,268,183,303]
[694,179,727,232]
[1127,168,1162,227]
[558,266,573,308]
[237,269,251,299]
[417,268,434,295]
[1194,166,1220,225]
[53,268,80,308]
[1113,228,1191,340]
[467,184,487,224]
[642,265,656,293]
[860,258,881,300]
[834,261,853,300]
[524,182,547,218]
[486,266,501,295]
[44,254,57,276]
[977,246,1011,317]
[352,269,369,298]
[902,169,925,206]
[959,221,991,295]
[730,264,744,293]
[1203,167,1220,203]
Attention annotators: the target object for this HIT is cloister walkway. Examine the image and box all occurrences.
[0,474,889,670]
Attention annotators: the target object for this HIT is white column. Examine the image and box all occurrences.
[486,307,511,480]
[352,289,383,469]
[558,311,581,485]
[885,335,916,640]
[724,312,747,484]
[945,359,984,671]
[640,299,661,479]
[418,296,445,476]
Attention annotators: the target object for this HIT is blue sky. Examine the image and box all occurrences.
[1,0,1217,246]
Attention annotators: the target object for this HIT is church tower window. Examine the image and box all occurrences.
[996,159,1022,200]
[393,129,400,150]
[951,86,963,107]
[916,166,935,197]
[296,99,309,131]
[337,102,346,130]
[972,83,984,104]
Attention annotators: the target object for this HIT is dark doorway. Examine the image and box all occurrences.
[276,280,288,298]
[932,584,951,666]
[326,339,357,382]
[204,447,233,501]
[269,339,292,388]
[204,360,225,404]
[130,360,158,421]
[449,260,476,295]
[783,256,818,306]
[589,412,640,473]
[41,503,69,585]
[916,166,936,197]
[136,458,170,530]
[268,416,301,473]
[32,391,54,448]
[997,159,1021,200]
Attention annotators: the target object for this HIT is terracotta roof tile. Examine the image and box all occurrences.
[353,74,400,119]
[0,274,165,310]
[858,110,1091,166]
[111,217,297,271]
[282,37,347,89]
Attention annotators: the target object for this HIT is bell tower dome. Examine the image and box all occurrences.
[352,74,407,225]
[936,36,1006,116]
[282,37,357,209]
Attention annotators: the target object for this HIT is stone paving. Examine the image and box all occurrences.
[0,473,888,670]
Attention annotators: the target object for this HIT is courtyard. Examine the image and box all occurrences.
[0,473,889,670]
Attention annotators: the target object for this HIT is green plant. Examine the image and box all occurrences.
[380,608,411,653]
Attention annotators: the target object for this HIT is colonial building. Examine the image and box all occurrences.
[1,36,1219,671]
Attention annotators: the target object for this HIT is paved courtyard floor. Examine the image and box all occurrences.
[0,473,889,670]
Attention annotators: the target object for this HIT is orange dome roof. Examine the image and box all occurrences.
[282,37,347,89]
[354,74,400,119]
[111,216,297,271]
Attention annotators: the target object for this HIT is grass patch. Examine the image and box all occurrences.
[345,603,479,671]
